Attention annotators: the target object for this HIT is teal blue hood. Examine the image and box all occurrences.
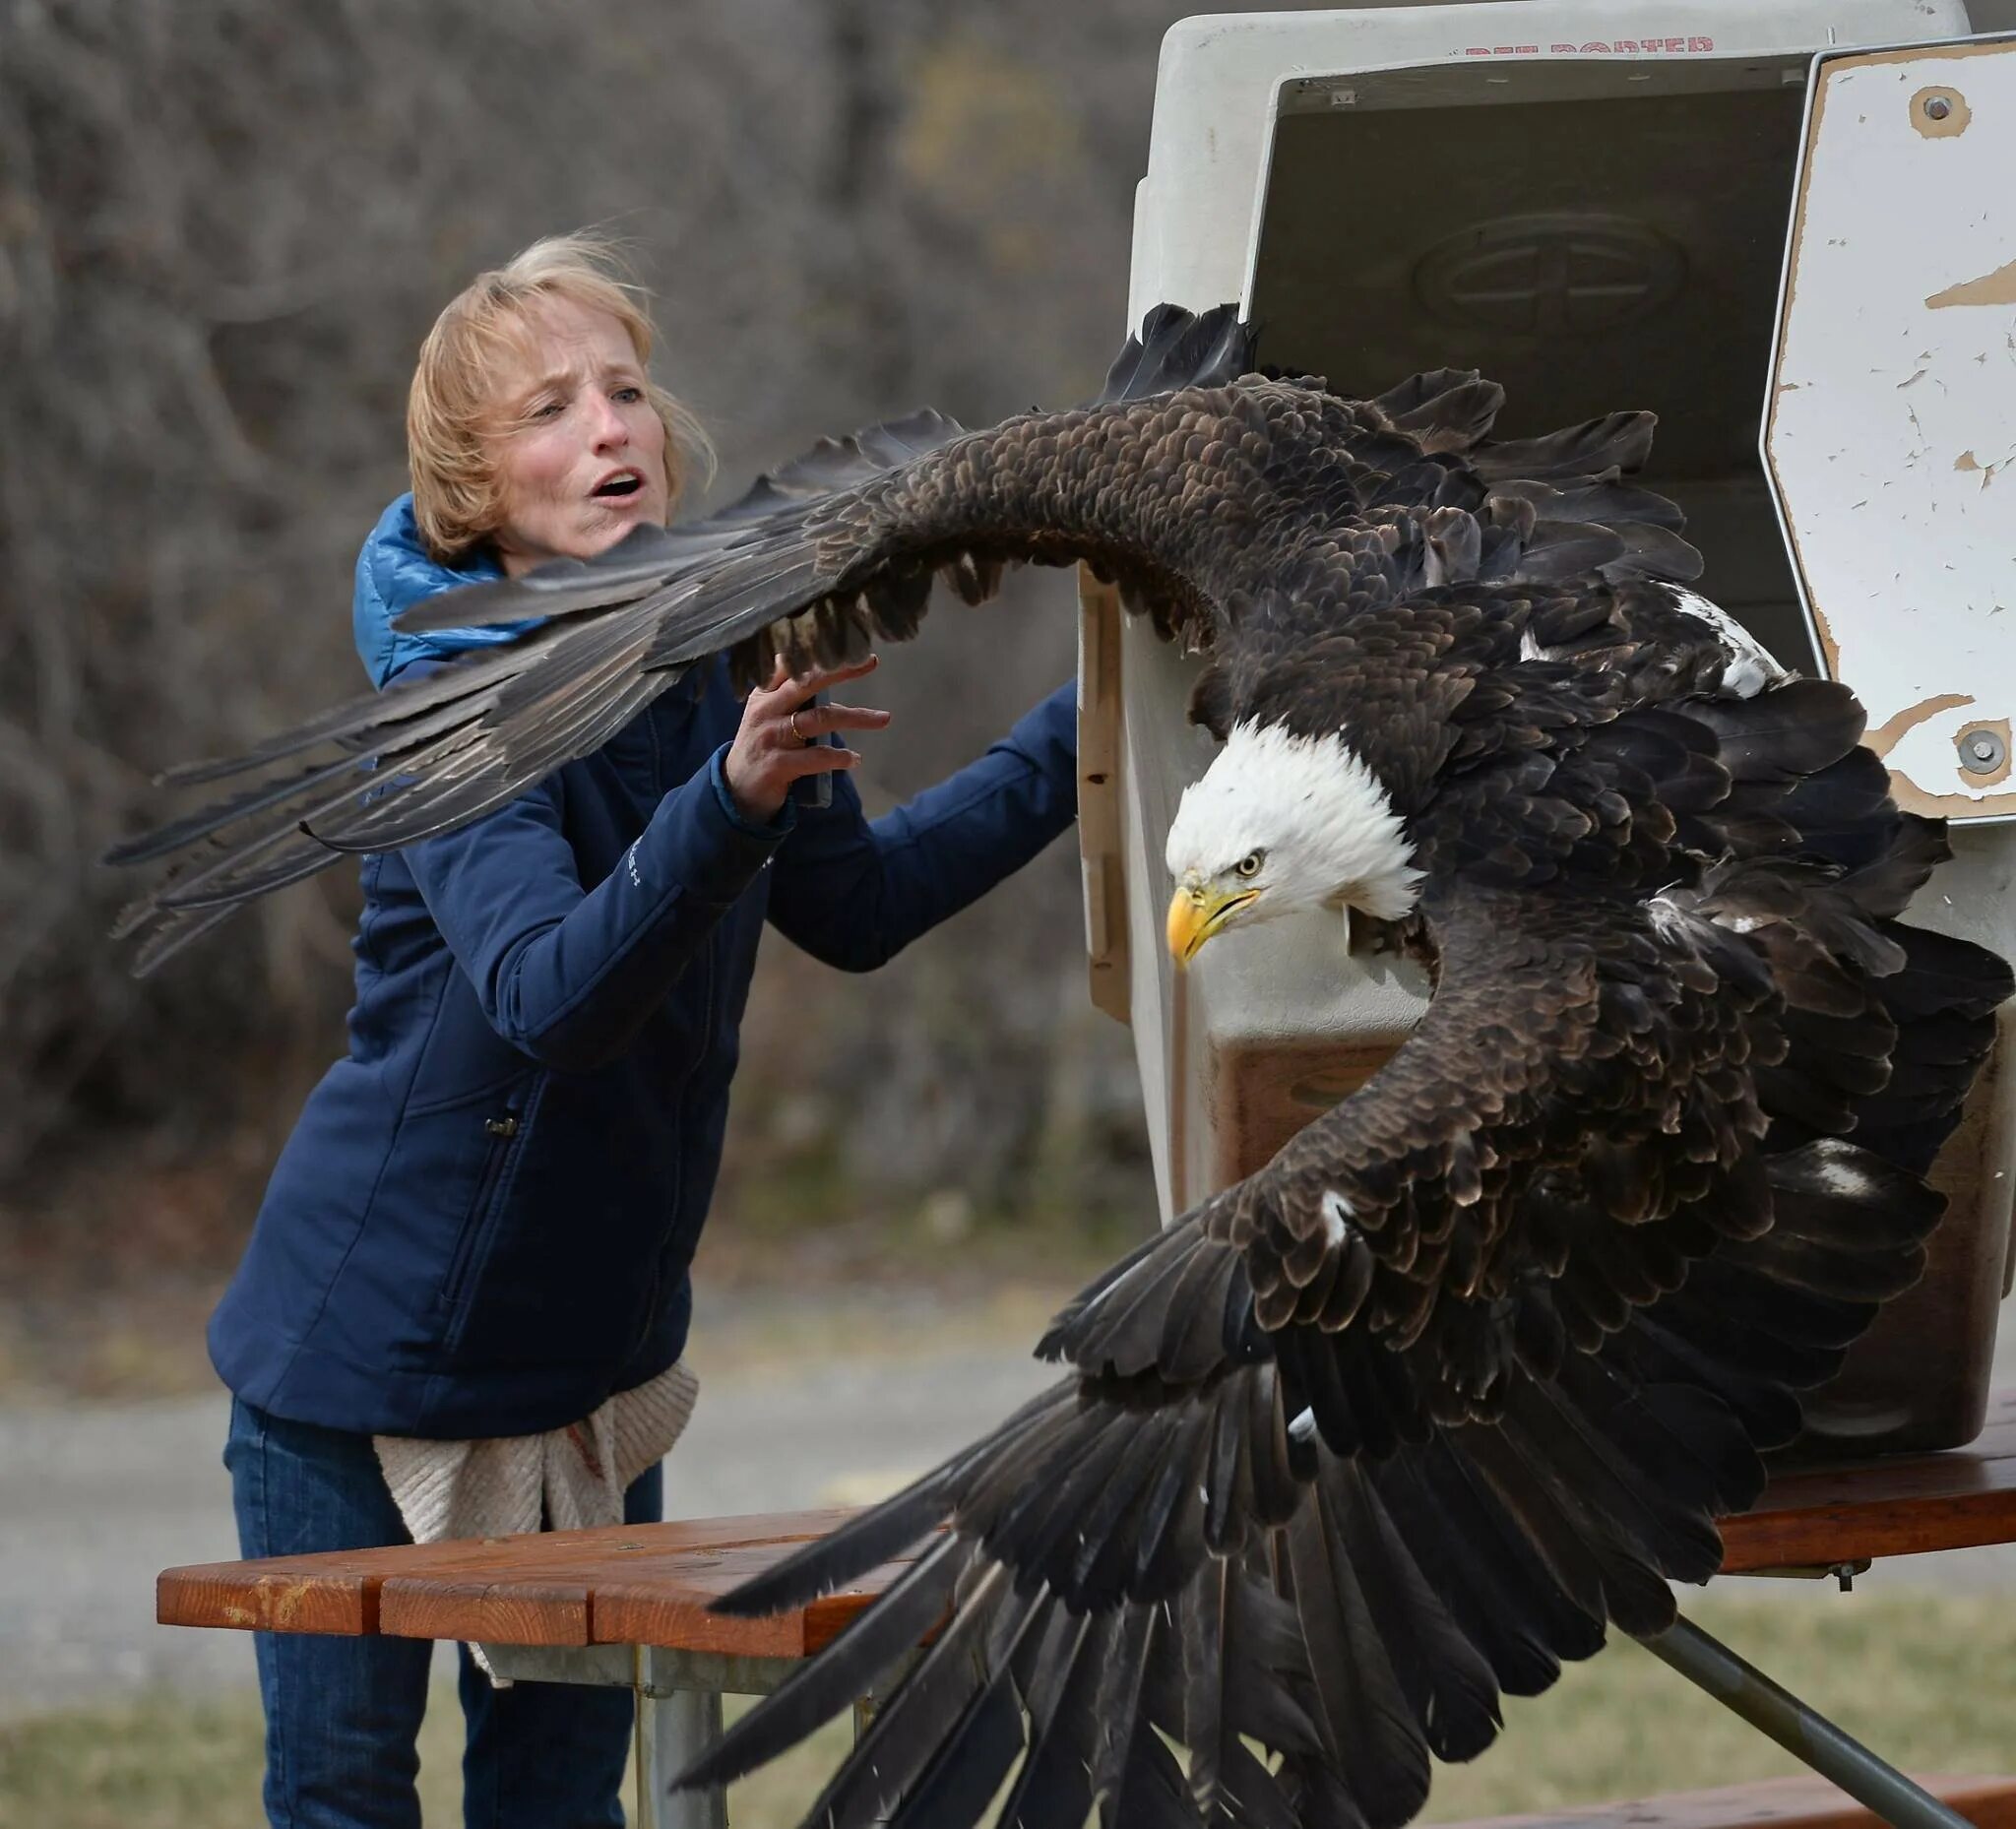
[351,494,540,687]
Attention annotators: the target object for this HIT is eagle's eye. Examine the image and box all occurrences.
[1234,850,1265,880]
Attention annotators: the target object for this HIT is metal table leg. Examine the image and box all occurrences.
[482,1643,800,1829]
[1645,1613,1974,1829]
[633,1645,820,1829]
[638,1679,727,1829]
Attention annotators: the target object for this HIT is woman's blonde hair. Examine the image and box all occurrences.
[407,231,714,562]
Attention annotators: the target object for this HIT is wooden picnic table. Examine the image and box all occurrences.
[159,1393,2016,1829]
[160,1391,2016,1647]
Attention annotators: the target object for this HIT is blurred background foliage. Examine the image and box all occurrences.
[0,0,1322,1306]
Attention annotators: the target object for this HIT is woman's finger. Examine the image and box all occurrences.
[775,744,860,778]
[775,654,880,708]
[788,701,891,741]
[738,654,795,715]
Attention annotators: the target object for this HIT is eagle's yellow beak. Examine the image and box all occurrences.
[1166,882,1258,967]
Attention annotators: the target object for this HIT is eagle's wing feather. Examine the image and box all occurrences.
[395,300,1261,639]
[391,406,976,636]
[300,616,674,852]
[105,610,682,969]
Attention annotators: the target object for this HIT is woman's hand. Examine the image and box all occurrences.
[724,655,891,826]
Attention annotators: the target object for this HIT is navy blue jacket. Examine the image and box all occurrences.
[209,497,1078,1437]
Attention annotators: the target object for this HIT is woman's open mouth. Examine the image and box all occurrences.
[592,471,645,501]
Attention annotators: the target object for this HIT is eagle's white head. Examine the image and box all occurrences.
[1164,720,1420,966]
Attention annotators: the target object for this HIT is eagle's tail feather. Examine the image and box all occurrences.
[1596,1132,1943,1472]
[1690,675,1868,779]
[1471,410,1658,482]
[1855,923,2012,1173]
[1097,300,1258,405]
[1679,683,2008,1182]
[1372,367,1507,451]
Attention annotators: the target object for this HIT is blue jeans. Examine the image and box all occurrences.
[224,1396,664,1829]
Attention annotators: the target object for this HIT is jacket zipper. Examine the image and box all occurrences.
[441,1107,523,1309]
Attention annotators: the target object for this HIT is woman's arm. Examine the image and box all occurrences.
[404,761,787,1072]
[764,683,1078,973]
[391,653,884,1070]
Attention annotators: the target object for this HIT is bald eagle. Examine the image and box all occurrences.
[113,307,2010,1828]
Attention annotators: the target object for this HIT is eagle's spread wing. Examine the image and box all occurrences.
[105,303,2015,1822]
[673,681,2007,1828]
[108,304,1712,972]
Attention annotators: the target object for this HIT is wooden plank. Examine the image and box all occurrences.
[157,1562,381,1637]
[156,1537,517,1636]
[595,1550,917,1655]
[380,1576,595,1647]
[1724,1404,2016,1573]
[378,1510,863,1647]
[1438,1773,2016,1829]
[158,1508,859,1639]
[1723,1490,2016,1573]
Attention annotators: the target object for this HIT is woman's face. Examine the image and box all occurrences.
[486,295,670,576]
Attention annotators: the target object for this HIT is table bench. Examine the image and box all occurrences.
[160,1393,2016,1828]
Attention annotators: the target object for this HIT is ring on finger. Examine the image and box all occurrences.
[788,707,814,746]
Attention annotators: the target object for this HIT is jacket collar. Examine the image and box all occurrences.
[351,495,541,688]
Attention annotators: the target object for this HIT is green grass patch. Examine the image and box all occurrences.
[0,1686,466,1829]
[3,1591,2008,1827]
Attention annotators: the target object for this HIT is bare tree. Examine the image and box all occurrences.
[2,0,1214,1251]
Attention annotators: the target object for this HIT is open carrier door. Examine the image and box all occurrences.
[1077,1,2016,1452]
[1763,29,2016,1447]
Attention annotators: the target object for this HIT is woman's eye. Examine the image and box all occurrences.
[612,386,644,404]
[1235,851,1263,878]
[529,400,562,420]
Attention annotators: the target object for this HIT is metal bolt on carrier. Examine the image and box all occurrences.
[1960,727,2007,776]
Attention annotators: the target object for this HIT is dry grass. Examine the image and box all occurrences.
[2,1591,2010,1828]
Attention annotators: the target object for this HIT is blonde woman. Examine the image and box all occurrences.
[214,235,1077,1828]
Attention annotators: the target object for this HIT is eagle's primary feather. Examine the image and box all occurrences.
[109,305,2012,1826]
